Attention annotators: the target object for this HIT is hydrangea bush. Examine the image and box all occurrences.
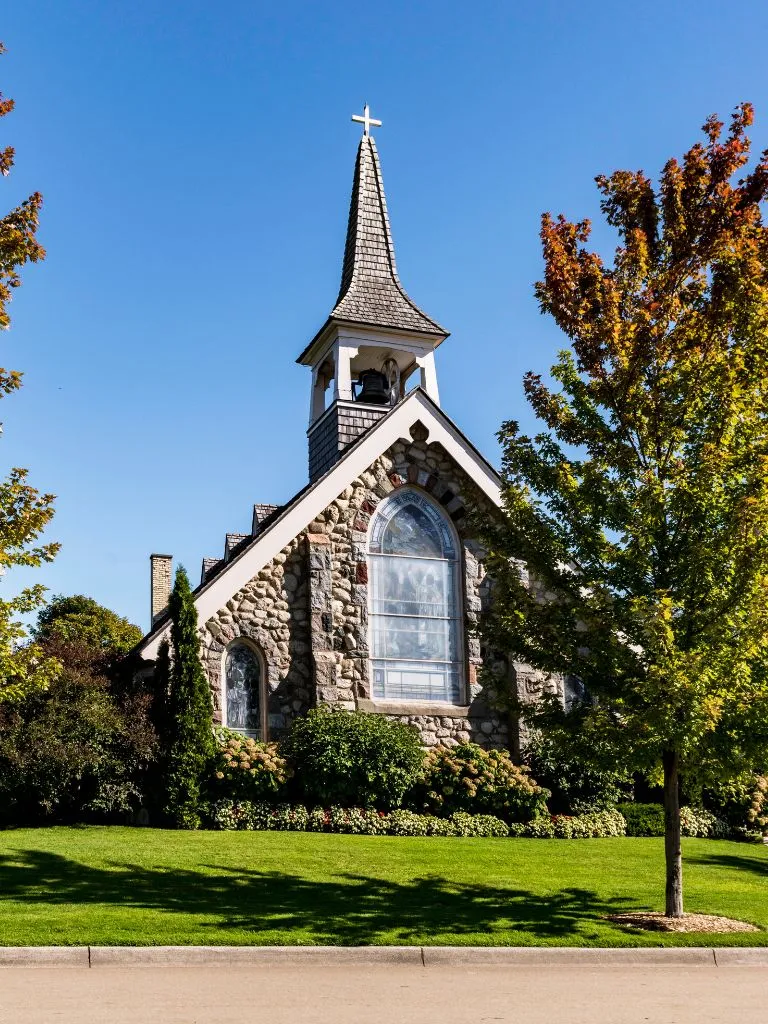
[210,727,290,802]
[414,742,548,822]
[679,806,730,839]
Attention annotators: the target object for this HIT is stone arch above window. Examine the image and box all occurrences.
[222,639,265,738]
[368,487,464,704]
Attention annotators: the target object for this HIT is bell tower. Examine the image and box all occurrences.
[297,106,448,482]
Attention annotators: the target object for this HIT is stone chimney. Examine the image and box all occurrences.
[150,554,173,626]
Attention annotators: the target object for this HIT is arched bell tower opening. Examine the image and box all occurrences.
[297,108,449,482]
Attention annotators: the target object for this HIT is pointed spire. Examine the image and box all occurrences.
[329,133,446,336]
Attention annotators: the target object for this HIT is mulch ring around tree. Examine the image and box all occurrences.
[607,912,759,933]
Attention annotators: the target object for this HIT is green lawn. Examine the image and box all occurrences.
[0,827,765,946]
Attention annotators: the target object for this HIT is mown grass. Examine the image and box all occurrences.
[0,827,765,946]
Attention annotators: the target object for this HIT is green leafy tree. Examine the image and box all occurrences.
[0,636,157,823]
[483,105,768,917]
[163,566,215,828]
[34,595,141,656]
[0,42,58,702]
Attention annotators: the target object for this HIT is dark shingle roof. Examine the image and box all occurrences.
[252,503,281,535]
[330,134,445,336]
[201,557,223,585]
[225,533,250,561]
[297,134,448,364]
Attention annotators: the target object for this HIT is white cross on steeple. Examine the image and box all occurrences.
[351,103,382,136]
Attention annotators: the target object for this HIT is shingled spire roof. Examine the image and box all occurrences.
[298,132,447,362]
[329,133,446,336]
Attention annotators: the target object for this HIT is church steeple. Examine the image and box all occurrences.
[330,131,446,337]
[299,107,448,482]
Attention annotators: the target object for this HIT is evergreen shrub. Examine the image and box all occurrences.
[414,742,548,822]
[163,567,216,829]
[617,802,665,836]
[524,731,632,813]
[280,707,423,809]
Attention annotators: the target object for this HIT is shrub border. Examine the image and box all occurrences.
[208,802,627,839]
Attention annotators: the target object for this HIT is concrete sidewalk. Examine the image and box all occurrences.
[1,962,767,1024]
[1,944,768,966]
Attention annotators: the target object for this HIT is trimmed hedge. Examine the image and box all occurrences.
[617,802,665,837]
[208,801,626,838]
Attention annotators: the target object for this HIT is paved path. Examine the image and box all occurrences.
[1,963,766,1024]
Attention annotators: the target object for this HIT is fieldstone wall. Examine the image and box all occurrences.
[201,536,311,735]
[302,420,512,747]
[198,418,521,748]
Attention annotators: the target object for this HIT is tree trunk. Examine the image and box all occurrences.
[662,749,683,918]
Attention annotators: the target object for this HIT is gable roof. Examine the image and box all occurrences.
[297,135,447,362]
[136,388,501,661]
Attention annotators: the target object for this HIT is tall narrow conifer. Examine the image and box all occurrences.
[163,567,214,828]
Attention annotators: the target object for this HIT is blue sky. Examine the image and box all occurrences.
[3,0,768,631]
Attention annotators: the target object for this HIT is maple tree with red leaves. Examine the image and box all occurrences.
[484,105,768,917]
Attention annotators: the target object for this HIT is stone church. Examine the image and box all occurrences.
[135,108,561,751]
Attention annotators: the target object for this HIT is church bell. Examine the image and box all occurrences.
[355,369,390,405]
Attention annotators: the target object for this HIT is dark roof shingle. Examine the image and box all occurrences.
[332,135,445,335]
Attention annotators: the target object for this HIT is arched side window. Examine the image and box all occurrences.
[368,488,464,704]
[223,641,263,738]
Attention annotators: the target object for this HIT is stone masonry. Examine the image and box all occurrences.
[199,420,516,748]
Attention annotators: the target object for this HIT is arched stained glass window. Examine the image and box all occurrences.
[224,642,262,737]
[369,489,464,703]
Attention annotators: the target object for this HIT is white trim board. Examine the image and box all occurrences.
[137,390,501,660]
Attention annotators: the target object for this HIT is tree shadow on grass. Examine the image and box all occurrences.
[685,848,768,881]
[0,849,637,944]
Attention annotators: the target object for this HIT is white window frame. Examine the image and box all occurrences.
[221,638,268,739]
[367,486,466,705]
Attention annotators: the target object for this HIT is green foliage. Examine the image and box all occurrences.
[211,727,290,802]
[698,772,768,836]
[679,806,730,839]
[618,803,666,837]
[209,801,510,837]
[163,567,215,829]
[281,706,424,810]
[414,742,548,822]
[618,802,730,838]
[510,809,627,839]
[483,105,768,914]
[34,595,141,657]
[0,640,157,822]
[150,637,172,751]
[0,45,59,703]
[525,730,632,813]
[208,801,624,839]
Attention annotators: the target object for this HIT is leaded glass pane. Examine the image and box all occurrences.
[370,556,455,617]
[368,488,464,704]
[370,614,457,662]
[369,490,456,558]
[225,643,261,736]
[372,660,461,703]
